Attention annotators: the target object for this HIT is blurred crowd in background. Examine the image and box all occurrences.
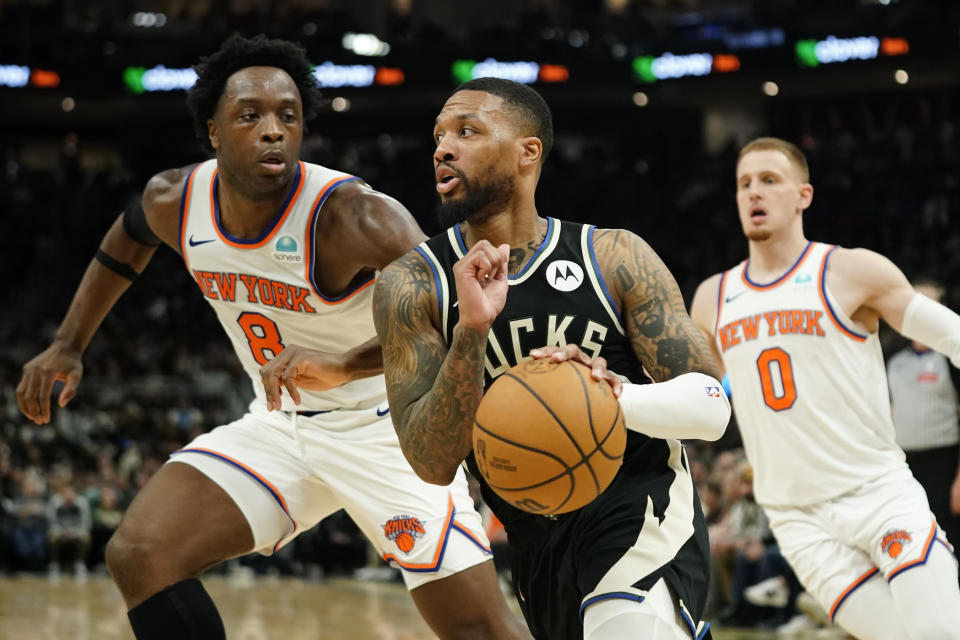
[2,0,960,634]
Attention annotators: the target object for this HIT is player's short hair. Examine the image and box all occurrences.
[738,137,810,183]
[186,34,321,150]
[452,77,554,162]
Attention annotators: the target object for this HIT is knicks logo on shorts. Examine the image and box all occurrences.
[881,529,913,559]
[382,515,426,554]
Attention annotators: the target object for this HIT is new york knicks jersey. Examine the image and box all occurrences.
[419,219,667,534]
[179,159,385,412]
[715,241,906,507]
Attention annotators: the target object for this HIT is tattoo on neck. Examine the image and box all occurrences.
[507,219,548,276]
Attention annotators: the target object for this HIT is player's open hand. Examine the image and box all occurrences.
[453,240,509,331]
[259,345,349,410]
[530,344,623,398]
[17,343,84,425]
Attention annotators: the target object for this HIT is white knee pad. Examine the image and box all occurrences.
[583,580,690,640]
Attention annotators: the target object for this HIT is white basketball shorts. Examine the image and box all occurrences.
[764,465,955,622]
[168,401,492,589]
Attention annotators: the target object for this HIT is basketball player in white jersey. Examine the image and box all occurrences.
[15,35,529,640]
[689,137,960,639]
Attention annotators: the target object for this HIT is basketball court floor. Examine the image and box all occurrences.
[0,573,841,640]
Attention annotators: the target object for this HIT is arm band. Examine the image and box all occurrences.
[95,249,140,282]
[618,372,731,441]
[121,198,162,247]
[901,293,960,368]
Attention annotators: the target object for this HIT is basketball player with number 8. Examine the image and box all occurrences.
[374,78,731,640]
[690,137,960,639]
[16,35,530,640]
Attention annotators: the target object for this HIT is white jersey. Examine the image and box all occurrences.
[179,159,385,413]
[714,241,906,507]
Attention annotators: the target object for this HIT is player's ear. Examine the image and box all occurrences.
[798,183,814,211]
[519,136,542,168]
[207,119,220,151]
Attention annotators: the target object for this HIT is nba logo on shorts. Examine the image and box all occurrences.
[881,529,912,559]
[383,515,426,553]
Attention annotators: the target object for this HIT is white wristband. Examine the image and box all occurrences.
[901,293,960,368]
[618,372,731,441]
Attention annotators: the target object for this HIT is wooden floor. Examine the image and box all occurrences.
[0,574,814,639]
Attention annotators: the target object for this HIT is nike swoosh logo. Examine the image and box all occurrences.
[376,407,390,417]
[724,291,746,304]
[452,300,459,307]
[188,235,215,247]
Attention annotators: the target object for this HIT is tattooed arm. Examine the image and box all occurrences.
[373,241,509,485]
[588,229,729,440]
[594,229,721,381]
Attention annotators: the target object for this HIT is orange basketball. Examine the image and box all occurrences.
[395,531,415,553]
[472,358,626,515]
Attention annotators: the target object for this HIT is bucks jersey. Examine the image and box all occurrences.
[420,218,672,531]
[715,241,906,507]
[179,159,386,413]
[420,218,712,638]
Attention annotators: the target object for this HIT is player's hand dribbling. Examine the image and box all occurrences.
[453,240,509,331]
[530,344,624,398]
[259,345,350,410]
[17,343,84,425]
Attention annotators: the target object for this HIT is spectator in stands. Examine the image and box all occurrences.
[7,474,48,573]
[47,483,91,582]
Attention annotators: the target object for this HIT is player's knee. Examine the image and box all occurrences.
[105,526,148,583]
[907,613,960,640]
[105,523,179,588]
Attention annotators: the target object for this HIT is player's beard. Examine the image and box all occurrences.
[746,229,773,242]
[436,171,516,228]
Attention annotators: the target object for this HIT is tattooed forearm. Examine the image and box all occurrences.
[594,229,720,381]
[373,253,487,484]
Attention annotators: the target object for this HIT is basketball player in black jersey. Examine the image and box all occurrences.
[372,78,731,639]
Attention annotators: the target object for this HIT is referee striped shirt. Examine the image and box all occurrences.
[887,347,960,451]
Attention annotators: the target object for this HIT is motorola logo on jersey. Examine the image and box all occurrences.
[272,235,302,263]
[545,260,584,292]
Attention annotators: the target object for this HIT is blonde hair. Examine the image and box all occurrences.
[738,137,810,183]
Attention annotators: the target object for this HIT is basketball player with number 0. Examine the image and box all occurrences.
[690,137,960,639]
[374,78,731,640]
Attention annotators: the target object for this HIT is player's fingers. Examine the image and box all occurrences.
[282,372,302,405]
[259,362,284,410]
[551,343,590,366]
[496,243,510,265]
[529,346,562,359]
[15,374,40,422]
[36,372,57,424]
[589,356,609,380]
[604,372,623,398]
[58,369,82,408]
[472,252,495,279]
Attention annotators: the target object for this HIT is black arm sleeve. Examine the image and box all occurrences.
[121,197,162,247]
